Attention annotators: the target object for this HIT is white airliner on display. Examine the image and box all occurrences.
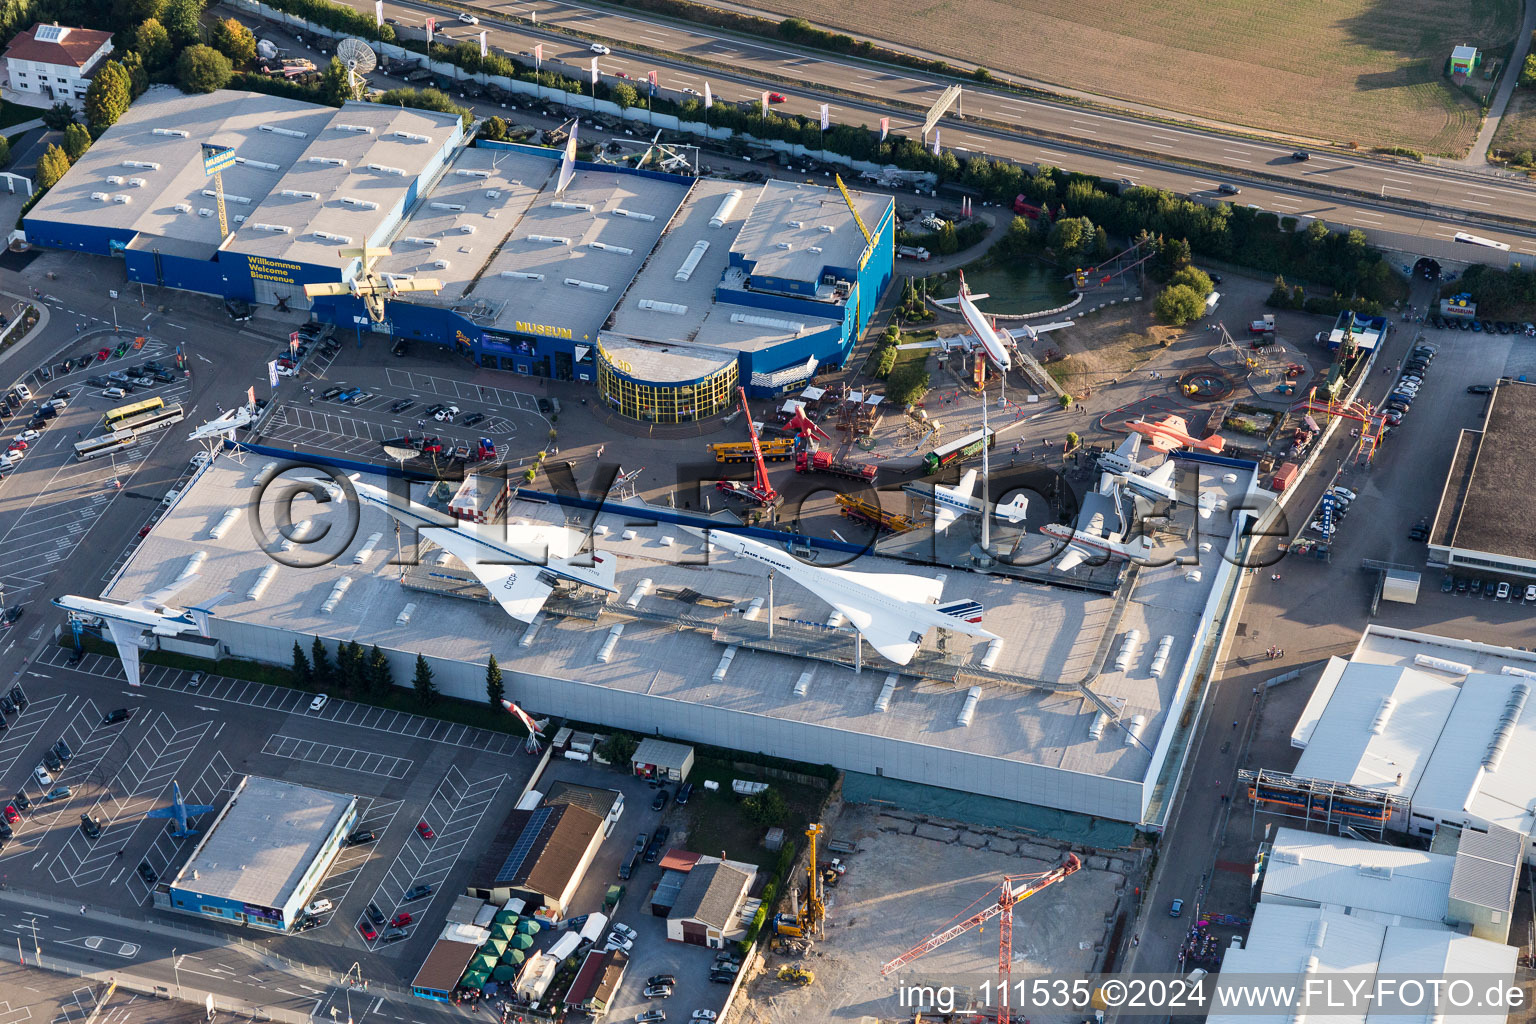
[905,271,1073,363]
[350,475,617,623]
[54,581,220,687]
[675,522,999,666]
[903,469,1031,532]
[187,406,252,442]
[1038,482,1154,572]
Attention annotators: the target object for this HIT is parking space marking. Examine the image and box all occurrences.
[261,404,511,463]
[260,734,414,779]
[0,688,65,775]
[46,712,211,886]
[300,797,405,933]
[126,751,236,903]
[360,766,504,950]
[0,1000,34,1024]
[384,370,543,418]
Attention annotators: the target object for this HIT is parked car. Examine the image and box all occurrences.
[309,694,329,712]
[366,903,387,926]
[1467,384,1494,395]
[41,786,69,802]
[416,820,435,839]
[358,920,378,941]
[643,986,672,999]
[306,898,334,916]
[54,739,71,763]
[651,789,670,812]
[403,883,434,901]
[1496,582,1511,600]
[691,1012,717,1022]
[347,829,378,845]
[390,399,414,413]
[649,974,678,987]
[382,929,408,943]
[1441,575,1455,593]
[605,933,634,952]
[2,804,17,824]
[138,862,158,884]
[1525,584,1536,602]
[390,912,412,927]
[636,1012,667,1024]
[462,412,485,427]
[1169,898,1184,917]
[12,792,29,813]
[80,814,102,838]
[42,749,61,771]
[322,386,345,400]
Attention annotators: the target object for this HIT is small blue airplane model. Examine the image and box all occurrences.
[143,781,215,838]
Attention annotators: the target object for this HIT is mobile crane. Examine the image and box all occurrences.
[715,387,779,506]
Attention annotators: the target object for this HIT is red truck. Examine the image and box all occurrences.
[1269,461,1299,492]
[1012,195,1043,219]
[794,450,877,482]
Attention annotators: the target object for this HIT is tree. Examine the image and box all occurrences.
[176,45,232,93]
[311,636,333,687]
[62,123,92,162]
[336,640,359,692]
[412,654,437,706]
[318,59,352,106]
[123,0,166,24]
[598,730,638,765]
[368,644,392,694]
[134,19,172,69]
[1048,215,1094,260]
[886,363,930,406]
[41,102,75,131]
[1167,265,1213,297]
[485,654,504,710]
[479,116,508,142]
[84,61,132,135]
[161,0,204,45]
[211,18,256,66]
[0,136,11,169]
[1154,283,1205,326]
[117,50,149,99]
[609,82,638,109]
[35,144,71,190]
[291,641,312,690]
[742,789,787,825]
[1522,53,1536,88]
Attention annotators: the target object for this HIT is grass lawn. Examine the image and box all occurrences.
[682,761,828,865]
[728,0,1519,153]
[1491,88,1536,165]
[0,100,42,130]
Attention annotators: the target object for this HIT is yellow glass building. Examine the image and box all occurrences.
[597,337,739,423]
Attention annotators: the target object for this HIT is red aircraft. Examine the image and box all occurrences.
[1126,414,1225,454]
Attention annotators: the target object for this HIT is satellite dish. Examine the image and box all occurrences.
[335,37,377,98]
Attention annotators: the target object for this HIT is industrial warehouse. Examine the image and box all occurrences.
[95,455,1258,828]
[22,86,894,419]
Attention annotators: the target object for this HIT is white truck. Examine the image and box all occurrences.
[896,246,931,261]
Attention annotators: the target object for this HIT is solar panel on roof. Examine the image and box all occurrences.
[34,24,65,42]
[494,806,552,884]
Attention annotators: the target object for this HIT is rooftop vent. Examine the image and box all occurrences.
[550,200,593,212]
[499,271,545,281]
[253,223,292,234]
[776,241,792,250]
[625,579,652,609]
[1483,682,1530,771]
[430,202,466,212]
[1124,714,1147,746]
[1113,629,1142,672]
[209,507,243,540]
[712,646,737,682]
[527,234,569,245]
[174,552,206,583]
[352,532,383,564]
[403,236,439,247]
[1369,697,1397,736]
[596,623,624,663]
[729,312,804,333]
[808,246,823,253]
[793,671,813,697]
[173,203,191,213]
[339,197,378,210]
[455,168,491,178]
[121,161,160,170]
[332,123,373,133]
[392,131,430,142]
[368,163,405,176]
[787,220,803,228]
[280,189,320,200]
[432,259,451,270]
[564,278,609,292]
[312,231,352,244]
[612,208,655,221]
[979,638,1003,670]
[956,686,981,727]
[305,156,348,167]
[320,577,353,614]
[1149,635,1175,677]
[589,242,633,255]
[485,190,501,199]
[638,299,687,315]
[237,157,280,171]
[106,175,124,185]
[259,124,307,138]
[459,225,476,235]
[89,192,110,202]
[202,189,250,204]
[247,565,277,601]
[1413,654,1472,676]
[198,208,213,217]
[874,674,897,712]
[709,190,742,227]
[674,240,709,282]
[396,602,416,625]
[128,178,146,188]
[818,223,835,233]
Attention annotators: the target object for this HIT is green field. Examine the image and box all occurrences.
[738,0,1521,153]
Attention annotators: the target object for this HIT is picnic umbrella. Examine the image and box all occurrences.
[510,933,534,950]
[501,948,526,965]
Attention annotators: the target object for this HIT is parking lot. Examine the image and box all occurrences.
[255,341,550,465]
[0,653,540,984]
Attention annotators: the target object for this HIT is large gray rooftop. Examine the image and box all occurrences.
[172,776,353,909]
[732,179,887,282]
[104,457,1256,790]
[1436,378,1536,562]
[605,178,844,358]
[222,101,463,269]
[26,88,331,258]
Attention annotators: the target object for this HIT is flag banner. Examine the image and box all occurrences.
[289,331,300,353]
[703,82,713,108]
[556,121,578,194]
[590,56,599,86]
[819,104,829,131]
[246,385,256,407]
[761,90,770,111]
[374,0,382,24]
[932,130,941,155]
[533,43,543,63]
[425,16,435,42]
[266,360,279,389]
[479,30,487,57]
[879,117,889,140]
[647,70,658,90]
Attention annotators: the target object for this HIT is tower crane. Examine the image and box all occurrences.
[881,854,1081,1023]
[716,386,779,506]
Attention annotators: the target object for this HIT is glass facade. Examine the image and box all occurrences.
[598,347,738,423]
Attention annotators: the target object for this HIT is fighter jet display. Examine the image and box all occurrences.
[675,523,999,666]
[1126,414,1225,454]
[903,469,1031,532]
[143,780,216,838]
[350,475,617,623]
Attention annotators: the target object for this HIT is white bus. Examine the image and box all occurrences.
[74,430,138,461]
[1453,231,1511,252]
[119,403,185,437]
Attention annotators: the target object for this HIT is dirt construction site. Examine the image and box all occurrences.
[736,803,1143,1024]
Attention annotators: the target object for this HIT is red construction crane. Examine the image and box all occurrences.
[881,854,1080,1023]
[732,385,778,506]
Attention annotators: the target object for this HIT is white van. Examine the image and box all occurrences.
[102,387,126,399]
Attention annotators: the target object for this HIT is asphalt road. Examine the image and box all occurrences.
[305,0,1536,253]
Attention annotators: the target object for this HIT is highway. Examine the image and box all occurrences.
[303,0,1536,254]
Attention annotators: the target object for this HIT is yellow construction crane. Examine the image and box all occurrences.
[833,174,873,246]
[304,247,444,322]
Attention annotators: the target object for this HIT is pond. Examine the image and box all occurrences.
[926,257,1075,315]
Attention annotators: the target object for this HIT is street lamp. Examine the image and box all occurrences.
[172,947,183,999]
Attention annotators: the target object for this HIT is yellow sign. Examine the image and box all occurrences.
[597,339,632,374]
[455,330,475,348]
[515,320,573,339]
[247,256,302,285]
